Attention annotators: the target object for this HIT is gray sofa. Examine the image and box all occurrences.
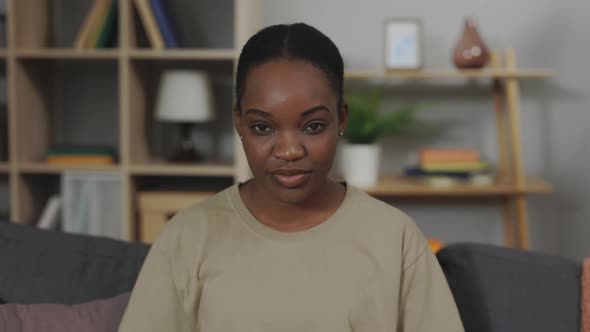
[0,221,582,331]
[437,242,581,331]
[0,221,149,305]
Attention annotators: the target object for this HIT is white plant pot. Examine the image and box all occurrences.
[339,143,382,188]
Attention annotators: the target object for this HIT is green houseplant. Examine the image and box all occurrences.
[344,90,418,144]
[340,89,419,187]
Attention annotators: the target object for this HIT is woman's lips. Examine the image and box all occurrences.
[269,169,311,188]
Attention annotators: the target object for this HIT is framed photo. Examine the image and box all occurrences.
[383,18,423,70]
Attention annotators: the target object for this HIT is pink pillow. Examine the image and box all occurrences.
[0,292,130,332]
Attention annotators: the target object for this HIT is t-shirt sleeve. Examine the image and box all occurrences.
[118,243,194,332]
[397,223,465,332]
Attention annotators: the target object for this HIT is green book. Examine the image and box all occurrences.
[47,145,116,156]
[96,0,117,48]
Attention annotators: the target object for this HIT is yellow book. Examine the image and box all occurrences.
[74,0,111,49]
[420,154,480,164]
[422,161,490,172]
[47,155,114,165]
[134,0,165,49]
[87,0,114,48]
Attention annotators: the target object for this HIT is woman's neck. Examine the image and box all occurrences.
[239,179,346,233]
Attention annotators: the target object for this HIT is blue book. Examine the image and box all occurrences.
[403,165,489,180]
[149,0,179,48]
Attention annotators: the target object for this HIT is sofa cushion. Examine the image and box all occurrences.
[0,222,149,304]
[437,243,581,332]
[0,291,129,332]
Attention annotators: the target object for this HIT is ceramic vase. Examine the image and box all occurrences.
[339,143,381,188]
[452,18,490,69]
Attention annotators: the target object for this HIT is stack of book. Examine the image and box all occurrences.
[404,147,494,187]
[74,0,179,50]
[74,0,118,49]
[133,0,179,49]
[46,146,116,166]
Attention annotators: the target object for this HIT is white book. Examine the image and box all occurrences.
[37,195,61,230]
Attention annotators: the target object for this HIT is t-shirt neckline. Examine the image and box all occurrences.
[227,182,358,242]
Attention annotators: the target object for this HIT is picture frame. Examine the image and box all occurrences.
[383,18,423,70]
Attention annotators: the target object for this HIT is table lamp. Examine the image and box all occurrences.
[155,69,214,162]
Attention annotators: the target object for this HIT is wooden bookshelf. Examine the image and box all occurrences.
[2,0,264,241]
[345,69,554,80]
[14,49,121,59]
[343,50,554,249]
[1,0,554,250]
[128,48,235,60]
[128,162,235,177]
[365,176,552,197]
[18,163,121,174]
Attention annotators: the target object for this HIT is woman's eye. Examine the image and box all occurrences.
[305,122,326,133]
[251,123,273,134]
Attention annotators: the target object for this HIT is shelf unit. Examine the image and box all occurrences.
[0,1,552,249]
[14,49,121,59]
[127,162,235,177]
[344,69,553,80]
[345,49,553,249]
[365,176,552,197]
[1,0,264,240]
[128,49,236,60]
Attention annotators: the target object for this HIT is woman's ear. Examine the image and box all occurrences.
[338,103,348,134]
[233,104,242,133]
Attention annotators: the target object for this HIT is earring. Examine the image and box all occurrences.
[338,130,344,137]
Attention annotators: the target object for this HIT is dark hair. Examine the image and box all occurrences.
[235,23,344,112]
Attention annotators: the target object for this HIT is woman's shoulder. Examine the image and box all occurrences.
[346,185,413,226]
[150,184,238,252]
[345,185,427,249]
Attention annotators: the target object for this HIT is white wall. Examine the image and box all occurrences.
[264,0,590,260]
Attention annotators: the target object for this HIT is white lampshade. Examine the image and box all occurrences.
[155,70,214,123]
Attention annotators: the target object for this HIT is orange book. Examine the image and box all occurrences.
[420,148,480,163]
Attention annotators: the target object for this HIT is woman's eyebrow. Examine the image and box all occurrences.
[301,105,330,117]
[245,108,272,118]
[245,105,330,118]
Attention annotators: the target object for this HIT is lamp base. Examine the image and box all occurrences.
[168,139,205,163]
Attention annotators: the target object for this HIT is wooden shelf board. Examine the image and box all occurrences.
[345,69,554,80]
[0,162,10,173]
[15,49,120,59]
[18,163,121,174]
[128,162,235,177]
[128,48,235,60]
[363,175,552,197]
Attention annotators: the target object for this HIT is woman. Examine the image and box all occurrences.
[119,23,464,332]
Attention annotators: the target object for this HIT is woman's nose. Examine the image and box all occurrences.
[273,131,306,161]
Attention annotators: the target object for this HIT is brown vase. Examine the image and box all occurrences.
[452,18,490,69]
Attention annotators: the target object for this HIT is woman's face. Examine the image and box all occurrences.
[235,59,347,205]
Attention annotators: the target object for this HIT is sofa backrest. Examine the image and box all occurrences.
[0,222,149,304]
[437,243,581,332]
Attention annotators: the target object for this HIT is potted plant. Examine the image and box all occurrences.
[339,89,418,187]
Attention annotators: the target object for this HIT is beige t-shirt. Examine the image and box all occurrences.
[119,184,464,332]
